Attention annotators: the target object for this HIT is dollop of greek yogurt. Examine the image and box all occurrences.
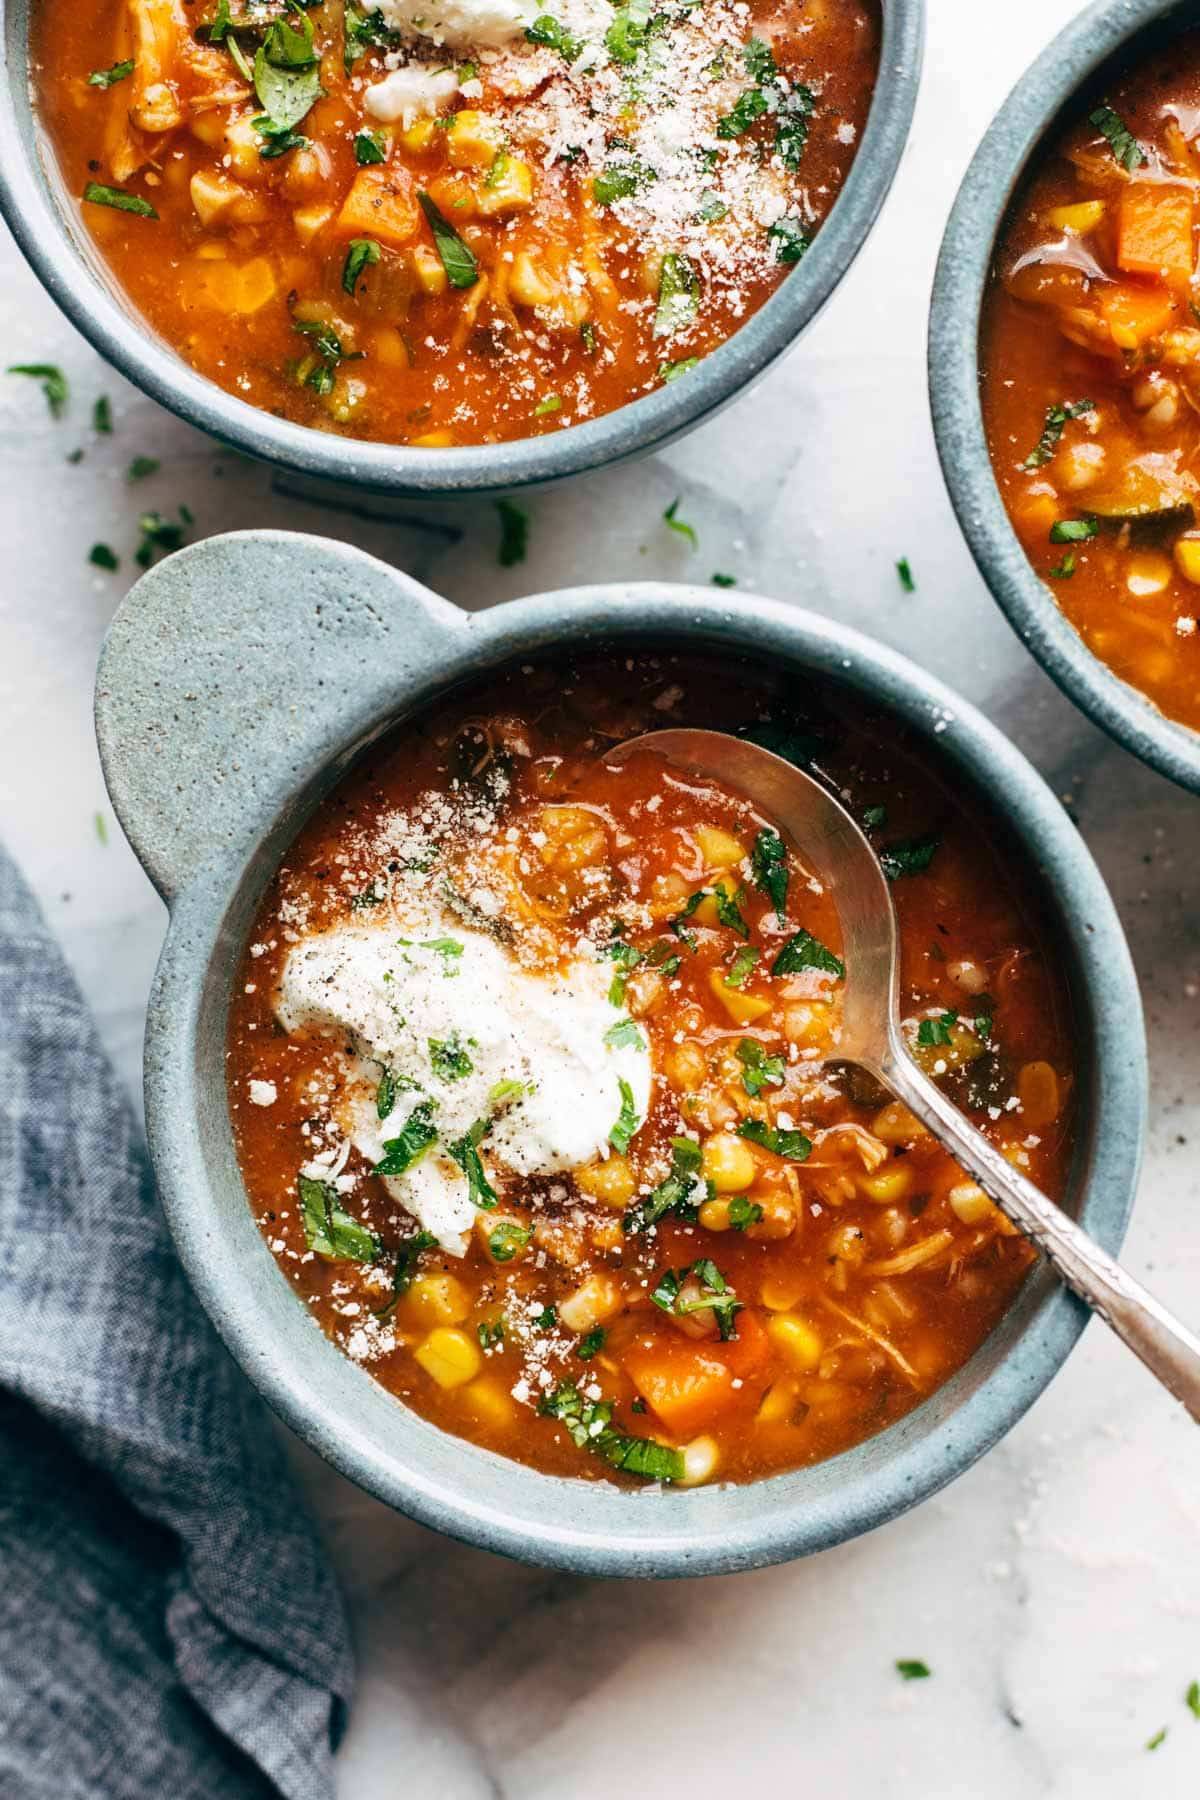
[363,63,461,126]
[362,0,538,52]
[277,920,651,1255]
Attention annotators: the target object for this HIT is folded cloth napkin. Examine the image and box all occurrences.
[0,846,354,1800]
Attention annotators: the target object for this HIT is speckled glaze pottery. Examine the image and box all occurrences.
[930,0,1200,795]
[0,0,921,498]
[95,531,1145,1576]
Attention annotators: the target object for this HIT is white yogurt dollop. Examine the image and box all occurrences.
[362,0,538,52]
[363,63,461,126]
[277,921,651,1254]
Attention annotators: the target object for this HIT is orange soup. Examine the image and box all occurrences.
[982,38,1200,731]
[226,651,1076,1488]
[33,0,878,446]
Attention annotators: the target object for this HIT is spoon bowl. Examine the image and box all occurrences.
[613,727,1200,1424]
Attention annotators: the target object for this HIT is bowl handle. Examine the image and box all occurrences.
[95,529,466,903]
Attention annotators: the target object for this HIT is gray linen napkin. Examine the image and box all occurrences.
[0,846,354,1799]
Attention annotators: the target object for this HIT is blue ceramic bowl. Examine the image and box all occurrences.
[0,0,922,498]
[94,530,1146,1576]
[930,0,1200,795]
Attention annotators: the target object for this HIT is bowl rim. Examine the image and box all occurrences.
[928,0,1200,796]
[97,540,1147,1576]
[0,0,923,496]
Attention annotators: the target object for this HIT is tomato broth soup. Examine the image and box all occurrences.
[227,652,1077,1489]
[982,37,1200,732]
[34,0,878,447]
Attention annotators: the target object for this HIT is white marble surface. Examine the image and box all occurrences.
[3,0,1200,1791]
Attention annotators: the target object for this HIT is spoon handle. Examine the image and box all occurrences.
[877,1047,1200,1424]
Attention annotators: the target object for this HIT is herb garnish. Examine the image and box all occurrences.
[724,945,760,989]
[593,150,652,205]
[1146,1728,1167,1752]
[344,1,398,70]
[750,826,788,918]
[1089,102,1145,172]
[342,237,381,295]
[917,1010,958,1048]
[525,11,585,59]
[737,1038,786,1097]
[374,1101,438,1175]
[375,1229,437,1318]
[354,128,386,164]
[292,315,361,395]
[879,835,939,880]
[89,543,119,571]
[450,1118,498,1209]
[299,1173,379,1261]
[135,508,191,568]
[652,1257,741,1339]
[895,1660,931,1681]
[576,1326,606,1359]
[737,1117,811,1161]
[623,1136,706,1234]
[93,395,112,434]
[1021,398,1094,470]
[88,58,136,87]
[606,0,654,63]
[252,12,322,154]
[1185,1680,1200,1718]
[496,497,528,566]
[1049,550,1077,579]
[728,1194,763,1231]
[768,216,808,264]
[896,556,916,593]
[609,1077,640,1153]
[772,928,844,979]
[654,253,699,339]
[489,1220,531,1261]
[83,181,158,217]
[126,455,160,481]
[1049,517,1097,544]
[711,572,737,587]
[719,37,814,170]
[663,497,697,547]
[539,1381,685,1482]
[428,1034,474,1081]
[604,1018,646,1051]
[8,363,68,418]
[418,190,479,288]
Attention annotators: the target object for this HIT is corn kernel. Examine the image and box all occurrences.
[1017,1059,1060,1126]
[402,118,436,153]
[446,109,506,169]
[575,1156,636,1209]
[1047,200,1106,234]
[399,1273,470,1329]
[558,1272,623,1333]
[701,1131,757,1193]
[947,1180,994,1226]
[461,1380,515,1430]
[412,429,455,447]
[293,203,334,244]
[1175,535,1200,584]
[510,252,558,307]
[760,1272,806,1312]
[1126,553,1173,598]
[414,1327,481,1388]
[871,1101,928,1145]
[757,1377,801,1424]
[767,1314,823,1372]
[676,1435,720,1487]
[476,155,534,216]
[698,1197,733,1231]
[858,1163,914,1204]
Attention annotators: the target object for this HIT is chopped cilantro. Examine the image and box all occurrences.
[489,1220,531,1261]
[576,1326,606,1359]
[727,1194,763,1231]
[496,497,528,567]
[525,11,584,59]
[724,945,760,989]
[737,1038,786,1097]
[89,543,119,572]
[1021,398,1094,471]
[83,180,158,218]
[354,128,386,164]
[711,572,737,587]
[654,253,699,339]
[751,826,788,918]
[428,1034,474,1081]
[88,59,135,87]
[8,363,68,418]
[1049,550,1077,579]
[342,237,382,295]
[374,1101,438,1175]
[135,508,190,568]
[737,1117,811,1161]
[879,835,939,880]
[663,496,697,547]
[375,1229,437,1318]
[660,357,699,382]
[418,190,479,288]
[623,1136,705,1234]
[896,556,916,593]
[652,1257,741,1340]
[126,455,159,481]
[714,883,749,938]
[604,1018,646,1051]
[1089,102,1145,172]
[535,393,562,416]
[768,216,809,264]
[1185,1680,1200,1718]
[772,928,844,979]
[917,1010,958,1047]
[609,1077,640,1154]
[93,395,112,433]
[478,1317,506,1349]
[1146,1728,1167,1752]
[449,1118,498,1209]
[298,1173,379,1262]
[896,1660,931,1681]
[1049,517,1097,544]
[862,804,887,829]
[539,1381,685,1482]
[94,812,108,846]
[535,1304,558,1330]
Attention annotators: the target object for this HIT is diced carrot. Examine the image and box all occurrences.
[624,1335,737,1438]
[335,166,419,247]
[1097,281,1178,350]
[1117,185,1194,281]
[713,1309,772,1386]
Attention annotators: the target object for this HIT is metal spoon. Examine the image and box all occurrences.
[608,727,1200,1422]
